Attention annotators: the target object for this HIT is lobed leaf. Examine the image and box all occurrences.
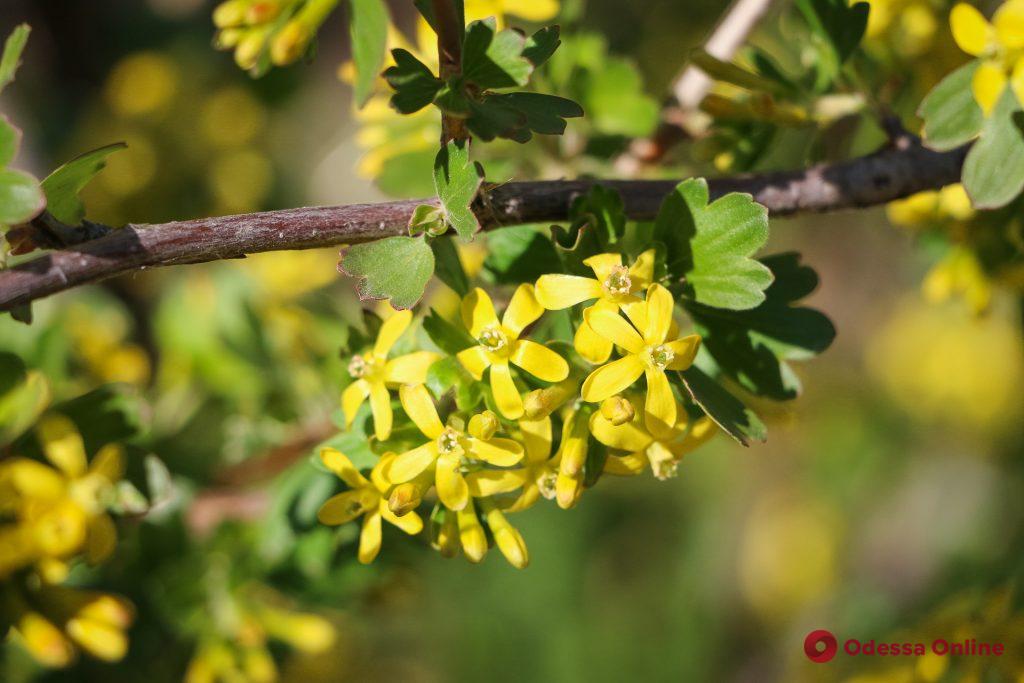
[433,139,484,239]
[339,235,435,309]
[679,366,766,446]
[384,48,443,114]
[462,17,533,90]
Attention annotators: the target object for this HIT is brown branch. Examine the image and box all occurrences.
[432,0,468,143]
[0,140,968,312]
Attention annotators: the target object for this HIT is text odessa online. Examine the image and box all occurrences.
[844,639,1005,657]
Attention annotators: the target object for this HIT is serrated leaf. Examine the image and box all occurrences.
[684,252,836,400]
[0,24,30,94]
[431,235,470,296]
[489,92,583,138]
[466,96,528,141]
[963,88,1024,209]
[680,366,766,446]
[350,0,390,107]
[654,178,773,310]
[523,25,561,67]
[340,235,435,309]
[384,48,443,114]
[919,61,984,152]
[462,18,532,89]
[41,143,126,226]
[433,140,484,239]
[422,308,475,355]
[0,168,44,227]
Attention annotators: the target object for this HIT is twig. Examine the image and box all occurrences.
[0,139,968,312]
[619,0,776,171]
[432,0,468,143]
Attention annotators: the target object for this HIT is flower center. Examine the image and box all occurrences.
[603,265,632,296]
[651,459,679,481]
[348,353,382,380]
[478,325,508,352]
[645,344,675,370]
[537,471,557,500]
[436,427,465,459]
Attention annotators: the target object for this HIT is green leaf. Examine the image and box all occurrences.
[679,366,766,446]
[0,168,45,227]
[0,116,20,167]
[384,48,443,114]
[425,355,482,410]
[339,235,435,309]
[409,203,445,235]
[654,178,773,310]
[423,308,475,355]
[488,92,583,138]
[795,0,868,89]
[349,0,390,107]
[462,18,533,89]
[41,143,127,226]
[684,252,836,400]
[484,224,562,284]
[431,235,470,296]
[0,24,30,94]
[919,61,984,152]
[962,89,1024,209]
[523,25,561,67]
[581,56,659,137]
[465,97,529,141]
[0,368,49,445]
[433,140,484,239]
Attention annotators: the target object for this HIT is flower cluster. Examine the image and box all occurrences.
[951,0,1024,114]
[213,0,338,72]
[320,253,719,569]
[0,416,134,667]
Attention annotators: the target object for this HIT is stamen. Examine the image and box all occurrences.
[347,354,368,378]
[538,472,558,499]
[478,325,508,352]
[436,427,465,458]
[646,344,675,370]
[603,265,632,296]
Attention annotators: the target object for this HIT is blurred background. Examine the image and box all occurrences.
[2,0,1023,681]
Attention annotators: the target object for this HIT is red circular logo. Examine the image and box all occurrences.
[804,630,838,663]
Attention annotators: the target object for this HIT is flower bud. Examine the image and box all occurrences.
[468,410,499,440]
[555,472,583,510]
[245,0,282,25]
[388,482,421,517]
[430,507,460,558]
[481,502,528,569]
[213,0,251,28]
[600,395,635,426]
[234,28,270,70]
[242,646,277,683]
[456,506,487,564]
[17,611,74,668]
[270,21,309,66]
[66,616,128,662]
[523,378,577,420]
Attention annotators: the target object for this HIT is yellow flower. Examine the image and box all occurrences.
[316,448,423,564]
[950,0,1024,113]
[341,309,439,441]
[554,406,590,510]
[590,396,717,480]
[387,385,524,510]
[922,246,993,314]
[580,284,701,438]
[886,184,974,227]
[464,416,559,511]
[456,285,570,419]
[0,416,123,579]
[450,497,529,568]
[465,0,560,23]
[535,249,656,363]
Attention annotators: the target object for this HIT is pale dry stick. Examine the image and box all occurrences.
[618,0,776,172]
[0,139,968,312]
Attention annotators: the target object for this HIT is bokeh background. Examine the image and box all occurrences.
[2,0,1023,681]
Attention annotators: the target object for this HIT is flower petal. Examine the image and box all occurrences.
[951,3,993,55]
[466,468,528,497]
[320,448,369,488]
[643,284,674,344]
[581,355,645,402]
[973,59,1007,115]
[456,345,491,380]
[38,415,88,478]
[535,274,603,309]
[470,436,524,466]
[381,500,423,535]
[995,0,1024,49]
[603,452,648,476]
[584,308,645,354]
[628,248,656,288]
[644,368,677,439]
[510,340,569,382]
[507,482,541,512]
[318,489,374,525]
[369,382,393,441]
[89,444,124,483]
[519,416,552,463]
[385,351,439,385]
[489,361,524,419]
[457,504,487,562]
[665,334,702,370]
[358,509,383,563]
[399,384,445,439]
[502,283,544,337]
[436,452,470,511]
[504,0,559,21]
[374,309,412,356]
[583,252,623,282]
[341,379,370,427]
[589,411,652,451]
[574,313,614,364]
[1012,57,1024,107]
[389,442,438,482]
[462,287,499,338]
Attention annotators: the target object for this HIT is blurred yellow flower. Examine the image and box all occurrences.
[104,52,180,117]
[922,246,993,314]
[886,184,974,228]
[950,0,1024,113]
